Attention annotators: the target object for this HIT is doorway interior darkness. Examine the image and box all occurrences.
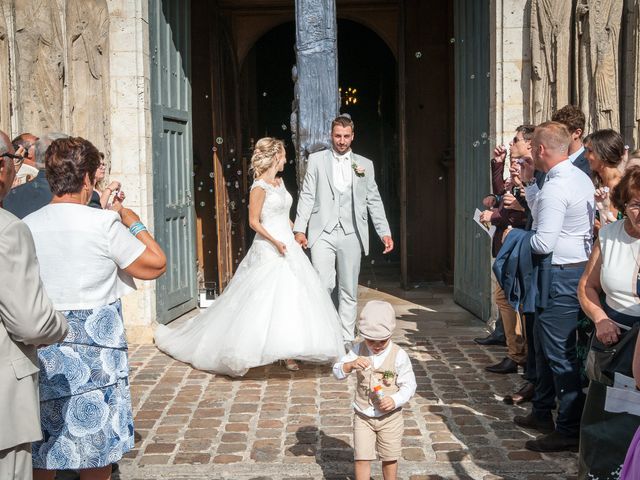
[240,19,399,267]
[240,20,298,216]
[336,19,398,266]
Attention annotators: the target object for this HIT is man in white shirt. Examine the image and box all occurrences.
[515,121,595,453]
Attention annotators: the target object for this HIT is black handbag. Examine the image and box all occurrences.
[578,380,640,480]
[585,323,639,386]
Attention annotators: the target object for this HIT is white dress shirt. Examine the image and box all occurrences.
[524,159,594,264]
[333,342,417,418]
[524,146,587,213]
[332,150,353,192]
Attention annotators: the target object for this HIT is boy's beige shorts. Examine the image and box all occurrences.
[353,409,403,461]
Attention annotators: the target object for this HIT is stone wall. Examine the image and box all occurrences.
[0,0,155,343]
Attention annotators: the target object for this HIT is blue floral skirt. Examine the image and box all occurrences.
[32,301,134,470]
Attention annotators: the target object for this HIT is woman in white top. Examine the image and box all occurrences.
[155,137,344,376]
[579,166,640,341]
[578,166,640,479]
[24,137,166,480]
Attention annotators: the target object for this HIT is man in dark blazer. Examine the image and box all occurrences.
[552,105,591,178]
[0,148,68,479]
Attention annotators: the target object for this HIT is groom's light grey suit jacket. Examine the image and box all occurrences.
[294,149,390,255]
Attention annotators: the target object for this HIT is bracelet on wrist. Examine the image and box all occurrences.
[129,221,148,236]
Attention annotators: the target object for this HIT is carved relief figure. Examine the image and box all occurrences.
[576,0,623,131]
[67,0,109,154]
[530,0,572,124]
[0,0,11,133]
[14,0,65,133]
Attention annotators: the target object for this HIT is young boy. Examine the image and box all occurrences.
[333,300,417,480]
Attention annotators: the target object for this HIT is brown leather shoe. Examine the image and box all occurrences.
[503,382,535,405]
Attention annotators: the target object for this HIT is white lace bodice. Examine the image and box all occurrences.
[250,179,294,244]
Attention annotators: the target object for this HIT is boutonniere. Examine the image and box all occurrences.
[352,161,365,177]
[382,370,395,386]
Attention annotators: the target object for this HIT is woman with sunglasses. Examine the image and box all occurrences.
[89,153,125,209]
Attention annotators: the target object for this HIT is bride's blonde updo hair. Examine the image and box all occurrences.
[251,137,284,179]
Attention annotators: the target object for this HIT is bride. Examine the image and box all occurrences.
[155,137,344,376]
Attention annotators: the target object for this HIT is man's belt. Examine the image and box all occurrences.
[551,261,588,269]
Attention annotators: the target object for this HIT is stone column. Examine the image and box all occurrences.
[108,0,156,343]
[293,0,340,185]
[490,0,531,148]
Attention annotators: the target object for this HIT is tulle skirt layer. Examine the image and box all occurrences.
[154,238,344,376]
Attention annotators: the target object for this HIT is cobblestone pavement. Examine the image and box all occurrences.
[119,278,578,479]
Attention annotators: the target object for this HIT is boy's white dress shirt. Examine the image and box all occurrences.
[333,342,417,418]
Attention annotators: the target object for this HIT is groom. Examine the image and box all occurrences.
[293,114,393,346]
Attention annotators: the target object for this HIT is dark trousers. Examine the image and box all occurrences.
[531,265,585,436]
[523,312,536,383]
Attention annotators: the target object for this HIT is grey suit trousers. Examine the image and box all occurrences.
[0,443,32,480]
[311,226,362,342]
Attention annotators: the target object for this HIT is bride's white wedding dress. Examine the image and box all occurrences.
[154,179,344,376]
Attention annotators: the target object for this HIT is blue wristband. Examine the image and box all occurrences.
[129,221,147,236]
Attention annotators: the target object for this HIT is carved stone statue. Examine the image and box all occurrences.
[530,0,572,124]
[575,0,623,131]
[14,0,66,133]
[67,0,109,154]
[0,0,11,133]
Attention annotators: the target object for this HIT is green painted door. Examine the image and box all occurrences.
[149,0,197,324]
[453,0,492,321]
